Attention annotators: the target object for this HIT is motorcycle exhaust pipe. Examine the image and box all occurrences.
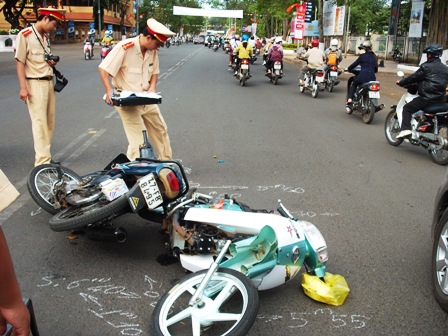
[85,225,127,243]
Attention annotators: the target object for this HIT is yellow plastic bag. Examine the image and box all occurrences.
[301,272,350,306]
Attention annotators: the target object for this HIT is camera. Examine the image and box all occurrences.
[45,54,60,62]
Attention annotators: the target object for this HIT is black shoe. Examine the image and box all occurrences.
[50,159,60,165]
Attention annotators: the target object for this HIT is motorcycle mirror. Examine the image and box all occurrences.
[397,71,405,77]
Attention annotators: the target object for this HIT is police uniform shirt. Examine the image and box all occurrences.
[98,36,160,92]
[15,26,53,78]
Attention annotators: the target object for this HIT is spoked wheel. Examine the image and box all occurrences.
[299,83,305,93]
[428,148,448,165]
[327,80,335,92]
[240,74,246,87]
[27,164,82,215]
[384,110,404,146]
[432,209,448,313]
[48,195,130,232]
[273,75,278,85]
[152,268,259,336]
[311,83,319,98]
[362,96,375,124]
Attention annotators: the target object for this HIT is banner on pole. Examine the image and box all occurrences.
[408,0,424,38]
[173,6,243,18]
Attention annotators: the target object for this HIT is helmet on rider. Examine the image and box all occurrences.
[311,39,319,48]
[275,36,283,44]
[358,40,372,50]
[330,38,338,50]
[89,29,95,36]
[423,43,443,58]
[105,30,112,37]
[242,34,249,42]
[234,34,240,40]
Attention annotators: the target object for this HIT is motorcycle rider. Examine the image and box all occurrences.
[233,34,253,76]
[346,40,378,105]
[101,30,114,46]
[298,39,326,86]
[265,36,284,75]
[84,29,95,57]
[229,34,241,67]
[396,43,448,139]
[324,38,342,76]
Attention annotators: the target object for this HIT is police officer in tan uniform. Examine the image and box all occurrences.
[15,8,66,166]
[99,18,175,161]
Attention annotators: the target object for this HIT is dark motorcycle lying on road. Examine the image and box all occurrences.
[345,68,384,124]
[384,71,448,165]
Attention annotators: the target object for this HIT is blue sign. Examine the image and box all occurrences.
[90,22,95,30]
[68,20,75,37]
[305,2,314,23]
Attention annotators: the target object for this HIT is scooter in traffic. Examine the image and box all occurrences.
[299,68,325,98]
[345,68,384,124]
[391,48,403,63]
[323,65,340,92]
[266,60,284,85]
[384,71,448,165]
[83,41,93,60]
[234,58,251,86]
[100,43,112,60]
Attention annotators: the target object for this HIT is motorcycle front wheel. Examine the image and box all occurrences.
[428,148,448,165]
[48,195,130,232]
[384,110,404,146]
[27,164,82,215]
[362,95,375,124]
[152,268,259,336]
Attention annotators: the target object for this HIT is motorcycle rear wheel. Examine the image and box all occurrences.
[27,164,82,215]
[152,268,259,336]
[273,75,278,85]
[240,74,246,87]
[327,80,335,92]
[384,110,404,146]
[362,95,375,124]
[312,83,319,98]
[48,195,130,232]
[428,148,448,166]
[432,208,448,313]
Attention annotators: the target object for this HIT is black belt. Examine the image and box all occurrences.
[26,76,53,81]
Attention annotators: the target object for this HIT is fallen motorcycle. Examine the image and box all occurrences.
[151,192,349,335]
[384,71,448,165]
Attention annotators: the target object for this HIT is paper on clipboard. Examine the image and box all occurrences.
[103,91,162,101]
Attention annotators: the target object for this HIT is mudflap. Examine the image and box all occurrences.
[371,98,384,113]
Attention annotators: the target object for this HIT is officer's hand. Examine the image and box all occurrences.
[19,87,31,104]
[396,80,401,86]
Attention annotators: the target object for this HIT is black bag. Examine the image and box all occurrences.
[53,68,68,93]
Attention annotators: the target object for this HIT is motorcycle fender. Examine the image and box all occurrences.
[257,265,301,290]
[126,183,146,213]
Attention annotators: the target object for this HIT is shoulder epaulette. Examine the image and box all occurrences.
[122,41,134,50]
[21,29,32,37]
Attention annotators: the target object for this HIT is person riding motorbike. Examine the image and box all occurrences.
[265,36,284,75]
[395,43,448,139]
[262,37,274,65]
[228,34,241,67]
[298,39,326,86]
[233,34,253,76]
[324,38,342,74]
[346,40,378,105]
[84,29,95,57]
[101,30,114,45]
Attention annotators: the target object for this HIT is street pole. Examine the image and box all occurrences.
[344,5,350,58]
[98,0,101,39]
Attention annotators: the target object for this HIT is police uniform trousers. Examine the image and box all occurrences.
[27,79,55,166]
[115,104,172,161]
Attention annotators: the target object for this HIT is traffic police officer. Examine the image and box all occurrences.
[15,8,66,166]
[99,18,175,161]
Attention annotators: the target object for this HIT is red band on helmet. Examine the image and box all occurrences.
[147,26,167,43]
[39,10,64,22]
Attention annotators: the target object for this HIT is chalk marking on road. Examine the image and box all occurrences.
[104,109,117,119]
[0,129,105,225]
[158,49,200,86]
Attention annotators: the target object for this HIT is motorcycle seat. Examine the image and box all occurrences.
[359,81,380,88]
[309,68,323,74]
[424,104,448,114]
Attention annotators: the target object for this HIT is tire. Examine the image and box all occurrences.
[27,164,82,215]
[428,148,448,166]
[328,80,335,92]
[362,96,375,124]
[152,268,259,336]
[48,195,130,232]
[384,110,404,146]
[240,74,246,87]
[312,83,319,98]
[273,75,278,85]
[299,83,305,93]
[432,209,448,312]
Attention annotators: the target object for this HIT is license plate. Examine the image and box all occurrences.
[315,76,324,83]
[138,173,163,209]
[274,64,281,69]
[369,91,380,98]
[330,71,338,76]
[241,64,249,69]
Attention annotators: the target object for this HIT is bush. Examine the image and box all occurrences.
[0,30,9,35]
[282,43,298,50]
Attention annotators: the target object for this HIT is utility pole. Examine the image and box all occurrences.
[98,0,101,38]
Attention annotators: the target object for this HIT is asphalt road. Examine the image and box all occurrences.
[0,42,447,336]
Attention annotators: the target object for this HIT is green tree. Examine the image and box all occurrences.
[427,0,447,48]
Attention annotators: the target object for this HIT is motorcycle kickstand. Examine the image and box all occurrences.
[188,240,232,307]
